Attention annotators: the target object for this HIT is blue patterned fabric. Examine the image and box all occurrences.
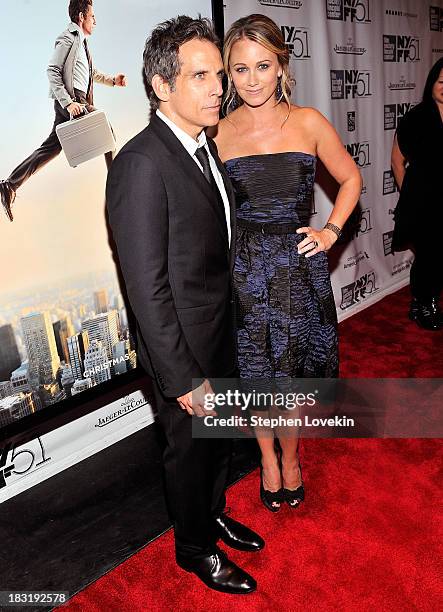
[224,152,339,379]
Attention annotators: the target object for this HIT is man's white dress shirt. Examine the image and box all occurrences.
[156,109,231,246]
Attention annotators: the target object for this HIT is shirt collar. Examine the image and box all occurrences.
[69,21,85,42]
[156,109,207,157]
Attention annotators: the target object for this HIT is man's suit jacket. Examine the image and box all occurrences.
[106,114,237,398]
[47,22,114,109]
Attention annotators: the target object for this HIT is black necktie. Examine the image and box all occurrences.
[195,146,228,236]
[84,39,93,105]
[195,145,214,186]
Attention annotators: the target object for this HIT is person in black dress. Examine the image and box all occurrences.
[391,57,443,330]
[212,14,361,511]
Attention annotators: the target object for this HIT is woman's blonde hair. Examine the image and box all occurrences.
[222,13,293,116]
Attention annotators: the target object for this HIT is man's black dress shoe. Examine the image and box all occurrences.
[215,512,265,552]
[0,180,16,222]
[176,548,256,594]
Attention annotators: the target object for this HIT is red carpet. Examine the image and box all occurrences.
[63,287,443,611]
[340,286,443,377]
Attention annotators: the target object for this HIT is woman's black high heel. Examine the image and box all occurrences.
[282,462,305,509]
[260,465,284,512]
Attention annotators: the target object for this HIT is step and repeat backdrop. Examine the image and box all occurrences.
[224,0,443,319]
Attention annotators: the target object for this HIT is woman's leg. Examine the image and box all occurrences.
[278,436,302,490]
[257,434,281,492]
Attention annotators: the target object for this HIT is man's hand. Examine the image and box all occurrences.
[66,102,85,117]
[177,379,217,417]
[114,73,127,87]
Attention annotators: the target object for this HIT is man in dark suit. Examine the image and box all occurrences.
[106,16,263,594]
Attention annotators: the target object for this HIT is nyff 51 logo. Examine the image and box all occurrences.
[340,271,379,310]
[340,207,372,242]
[430,6,443,31]
[0,438,51,489]
[326,0,371,23]
[345,142,371,167]
[383,35,420,62]
[281,26,311,59]
[331,70,372,99]
[384,103,415,130]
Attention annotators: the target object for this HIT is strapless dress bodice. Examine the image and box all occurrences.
[224,151,316,226]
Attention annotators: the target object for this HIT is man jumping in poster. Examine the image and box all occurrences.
[0,0,126,222]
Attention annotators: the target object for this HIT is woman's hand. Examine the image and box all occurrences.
[296,226,338,257]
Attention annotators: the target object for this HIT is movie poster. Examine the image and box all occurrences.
[0,0,212,428]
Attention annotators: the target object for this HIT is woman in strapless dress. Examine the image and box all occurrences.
[212,14,362,512]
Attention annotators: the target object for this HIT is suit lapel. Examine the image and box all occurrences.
[207,138,237,271]
[149,115,229,245]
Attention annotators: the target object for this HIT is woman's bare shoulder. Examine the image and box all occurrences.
[209,114,238,143]
[289,105,326,125]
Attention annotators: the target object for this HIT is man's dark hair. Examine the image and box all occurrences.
[422,56,443,104]
[69,0,93,25]
[143,15,219,112]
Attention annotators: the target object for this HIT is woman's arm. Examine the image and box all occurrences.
[296,109,362,257]
[391,133,407,190]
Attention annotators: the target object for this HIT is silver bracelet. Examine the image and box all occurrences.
[324,222,342,239]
